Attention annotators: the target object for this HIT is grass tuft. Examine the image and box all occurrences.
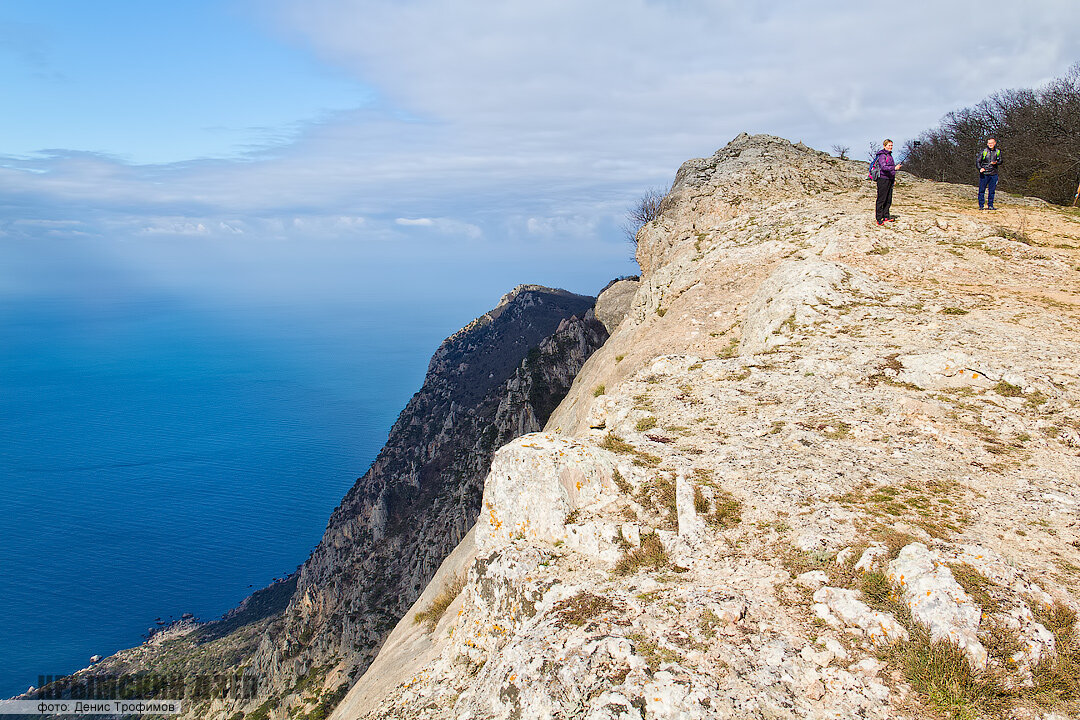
[613,534,670,576]
[882,624,1013,720]
[612,468,633,494]
[948,563,1001,614]
[994,380,1023,397]
[692,485,709,514]
[601,432,661,467]
[413,574,466,633]
[705,488,742,529]
[553,591,619,627]
[1027,600,1080,711]
[636,416,658,432]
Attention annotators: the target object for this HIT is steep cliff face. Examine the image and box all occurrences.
[256,286,607,693]
[35,284,608,720]
[346,135,1080,720]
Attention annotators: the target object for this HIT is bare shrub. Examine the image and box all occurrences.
[622,187,666,248]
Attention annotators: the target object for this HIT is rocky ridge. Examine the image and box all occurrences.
[338,134,1080,720]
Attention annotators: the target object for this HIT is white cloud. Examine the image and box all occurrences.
[396,216,482,239]
[140,220,210,236]
[3,1,1079,303]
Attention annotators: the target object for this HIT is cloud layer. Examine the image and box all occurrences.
[3,0,1078,303]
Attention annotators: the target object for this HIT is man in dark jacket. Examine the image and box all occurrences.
[874,139,901,226]
[977,138,1002,210]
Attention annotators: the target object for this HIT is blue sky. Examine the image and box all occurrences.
[0,1,369,163]
[2,0,1079,307]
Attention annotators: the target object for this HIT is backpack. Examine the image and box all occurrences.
[868,154,881,181]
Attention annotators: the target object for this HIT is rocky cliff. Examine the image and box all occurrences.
[33,285,608,720]
[258,285,605,695]
[336,134,1080,720]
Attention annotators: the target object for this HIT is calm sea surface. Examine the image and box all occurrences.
[0,294,469,697]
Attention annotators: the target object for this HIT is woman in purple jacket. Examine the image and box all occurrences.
[874,139,902,225]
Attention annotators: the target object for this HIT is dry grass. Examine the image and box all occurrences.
[882,624,1013,720]
[1027,600,1080,712]
[553,591,619,627]
[636,474,677,529]
[627,632,682,672]
[948,563,1001,615]
[849,568,1014,719]
[838,481,967,539]
[613,534,670,576]
[828,556,1080,717]
[413,574,466,633]
[993,380,1023,397]
[717,338,739,359]
[692,485,709,514]
[600,432,661,467]
[636,416,658,432]
[704,488,742,529]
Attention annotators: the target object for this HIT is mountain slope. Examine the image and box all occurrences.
[344,134,1080,720]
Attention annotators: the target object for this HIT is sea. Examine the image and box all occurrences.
[0,292,476,698]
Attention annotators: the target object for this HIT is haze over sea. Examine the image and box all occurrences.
[0,287,493,698]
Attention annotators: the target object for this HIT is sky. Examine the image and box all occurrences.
[1,0,1078,308]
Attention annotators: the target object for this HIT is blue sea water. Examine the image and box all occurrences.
[0,294,471,698]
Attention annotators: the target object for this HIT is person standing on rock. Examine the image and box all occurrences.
[874,139,901,226]
[977,137,1002,210]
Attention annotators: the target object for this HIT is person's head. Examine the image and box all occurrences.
[987,137,997,149]
[883,139,893,152]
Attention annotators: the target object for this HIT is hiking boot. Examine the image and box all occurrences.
[876,220,885,226]
[885,216,897,222]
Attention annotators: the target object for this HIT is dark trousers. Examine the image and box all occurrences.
[979,173,998,208]
[875,177,894,222]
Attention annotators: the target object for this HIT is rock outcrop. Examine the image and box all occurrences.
[260,285,605,698]
[344,134,1080,720]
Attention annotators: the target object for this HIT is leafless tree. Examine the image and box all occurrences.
[831,144,850,160]
[622,187,666,248]
[902,62,1080,204]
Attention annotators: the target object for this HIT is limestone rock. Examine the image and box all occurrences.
[741,260,890,355]
[854,544,888,573]
[594,278,640,334]
[812,587,908,646]
[352,133,1080,720]
[476,434,626,553]
[887,543,988,667]
[795,571,829,590]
